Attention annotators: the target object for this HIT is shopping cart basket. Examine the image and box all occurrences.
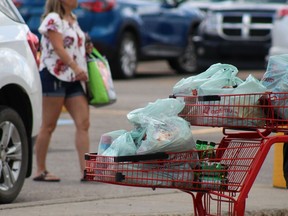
[85,92,288,216]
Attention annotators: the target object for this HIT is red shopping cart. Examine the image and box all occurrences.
[84,92,288,216]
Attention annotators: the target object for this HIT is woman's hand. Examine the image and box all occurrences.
[74,65,88,81]
[85,42,93,55]
[85,33,94,55]
[69,60,88,81]
[75,71,88,81]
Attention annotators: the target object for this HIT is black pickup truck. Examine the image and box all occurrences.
[193,0,288,69]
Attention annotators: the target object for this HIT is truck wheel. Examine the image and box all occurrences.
[168,34,198,74]
[0,106,28,204]
[112,32,138,79]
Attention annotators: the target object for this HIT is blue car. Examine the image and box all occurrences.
[13,0,204,78]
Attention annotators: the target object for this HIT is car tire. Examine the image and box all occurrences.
[0,106,28,204]
[112,32,138,79]
[168,33,198,74]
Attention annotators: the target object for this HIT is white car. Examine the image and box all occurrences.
[269,5,288,56]
[0,0,42,203]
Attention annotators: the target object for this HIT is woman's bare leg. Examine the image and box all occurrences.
[65,95,90,176]
[34,96,64,176]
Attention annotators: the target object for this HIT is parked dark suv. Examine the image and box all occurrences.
[193,0,287,69]
[14,0,204,79]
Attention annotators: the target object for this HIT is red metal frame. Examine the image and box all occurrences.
[84,92,288,215]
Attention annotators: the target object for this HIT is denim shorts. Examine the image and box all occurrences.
[40,68,85,98]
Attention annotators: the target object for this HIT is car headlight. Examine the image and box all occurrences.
[202,12,220,35]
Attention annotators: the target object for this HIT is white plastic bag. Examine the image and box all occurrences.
[102,132,137,156]
[98,130,127,155]
[136,116,196,155]
[196,75,267,127]
[127,98,197,156]
[197,74,243,96]
[261,54,288,90]
[127,98,185,126]
[269,73,288,119]
[172,63,238,95]
[109,162,194,188]
[199,74,266,96]
[260,54,288,120]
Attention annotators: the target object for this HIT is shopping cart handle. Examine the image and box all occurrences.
[114,152,169,162]
[198,95,221,101]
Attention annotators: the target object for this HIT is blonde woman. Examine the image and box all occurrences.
[33,0,92,182]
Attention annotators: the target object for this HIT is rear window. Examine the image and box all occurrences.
[0,0,24,23]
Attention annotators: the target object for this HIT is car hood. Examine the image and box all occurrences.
[182,0,235,11]
[208,2,286,11]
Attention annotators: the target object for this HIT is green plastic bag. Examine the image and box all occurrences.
[86,48,117,107]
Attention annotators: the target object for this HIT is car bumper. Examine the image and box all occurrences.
[194,35,270,64]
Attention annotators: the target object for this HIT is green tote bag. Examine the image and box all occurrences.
[86,48,117,107]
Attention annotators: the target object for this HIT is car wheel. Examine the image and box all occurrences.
[112,32,138,79]
[168,33,198,74]
[0,106,28,204]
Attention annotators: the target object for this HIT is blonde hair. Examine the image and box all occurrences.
[41,0,76,20]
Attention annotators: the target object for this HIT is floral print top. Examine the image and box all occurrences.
[39,12,87,82]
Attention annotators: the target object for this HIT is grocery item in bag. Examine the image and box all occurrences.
[103,162,194,188]
[127,98,197,156]
[102,132,137,156]
[136,116,197,156]
[191,75,267,127]
[98,130,127,155]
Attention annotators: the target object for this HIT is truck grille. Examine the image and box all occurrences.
[218,11,274,41]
